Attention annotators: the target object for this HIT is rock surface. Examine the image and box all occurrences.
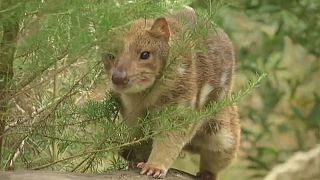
[264,145,320,180]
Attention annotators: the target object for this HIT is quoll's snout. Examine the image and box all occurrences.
[112,70,129,86]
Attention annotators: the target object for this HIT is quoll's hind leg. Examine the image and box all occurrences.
[193,106,240,180]
[119,140,152,170]
[119,148,141,169]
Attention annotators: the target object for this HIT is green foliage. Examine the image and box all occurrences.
[239,0,320,56]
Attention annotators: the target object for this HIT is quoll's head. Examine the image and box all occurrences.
[103,18,171,94]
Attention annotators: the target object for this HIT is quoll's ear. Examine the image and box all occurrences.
[101,52,115,71]
[148,17,170,41]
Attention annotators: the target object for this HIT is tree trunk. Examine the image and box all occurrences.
[0,0,22,164]
[0,169,196,180]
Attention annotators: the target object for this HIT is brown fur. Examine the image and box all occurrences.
[103,7,240,180]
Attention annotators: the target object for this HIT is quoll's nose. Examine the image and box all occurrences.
[112,70,128,85]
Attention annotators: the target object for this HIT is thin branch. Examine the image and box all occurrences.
[5,137,27,170]
[33,133,92,144]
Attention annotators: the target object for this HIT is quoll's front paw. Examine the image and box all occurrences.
[137,162,167,179]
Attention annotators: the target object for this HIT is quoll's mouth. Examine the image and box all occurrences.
[111,81,129,89]
[110,74,154,93]
[137,78,150,84]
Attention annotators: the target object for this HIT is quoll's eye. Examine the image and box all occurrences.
[102,53,115,60]
[140,51,150,60]
[106,53,115,60]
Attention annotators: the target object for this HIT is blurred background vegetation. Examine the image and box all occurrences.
[0,0,319,179]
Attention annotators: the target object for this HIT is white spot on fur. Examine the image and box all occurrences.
[208,128,235,151]
[191,96,197,109]
[199,83,213,107]
[177,67,185,75]
[220,72,228,87]
[190,128,236,152]
[124,42,130,53]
